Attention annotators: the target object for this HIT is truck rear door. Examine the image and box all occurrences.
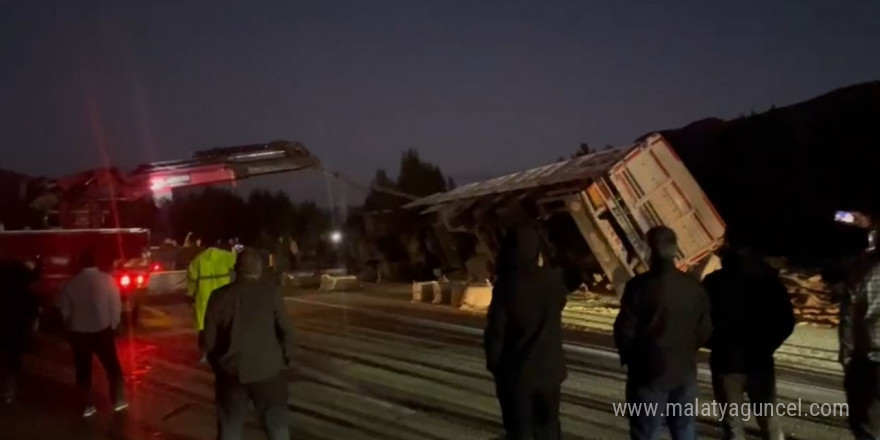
[608,134,726,268]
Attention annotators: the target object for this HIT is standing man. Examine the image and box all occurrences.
[0,256,40,404]
[839,213,880,439]
[187,239,237,362]
[274,237,291,274]
[614,226,712,440]
[485,224,569,439]
[203,248,294,440]
[703,235,794,440]
[58,252,127,417]
[273,236,289,285]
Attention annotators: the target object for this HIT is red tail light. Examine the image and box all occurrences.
[151,263,161,272]
[136,274,145,287]
[119,275,132,287]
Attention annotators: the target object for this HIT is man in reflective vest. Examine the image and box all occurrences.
[187,241,237,362]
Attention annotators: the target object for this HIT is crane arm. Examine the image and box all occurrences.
[130,140,320,199]
[23,139,421,229]
[321,169,419,201]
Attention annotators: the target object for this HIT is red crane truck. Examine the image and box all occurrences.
[0,141,320,330]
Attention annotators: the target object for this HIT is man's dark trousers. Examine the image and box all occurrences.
[845,355,880,439]
[215,372,289,440]
[70,328,124,406]
[1,347,25,401]
[495,382,561,440]
[626,377,697,440]
[712,364,783,440]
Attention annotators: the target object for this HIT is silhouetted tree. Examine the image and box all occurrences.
[166,187,246,244]
[396,149,448,197]
[364,169,402,211]
[364,149,452,211]
[164,187,331,254]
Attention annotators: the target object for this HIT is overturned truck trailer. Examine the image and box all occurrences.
[404,133,726,295]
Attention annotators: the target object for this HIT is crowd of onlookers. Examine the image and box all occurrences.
[4,215,880,440]
[483,216,880,440]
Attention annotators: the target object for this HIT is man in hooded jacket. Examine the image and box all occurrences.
[615,226,712,440]
[703,236,794,440]
[484,224,569,440]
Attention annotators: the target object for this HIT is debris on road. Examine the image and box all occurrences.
[780,268,839,327]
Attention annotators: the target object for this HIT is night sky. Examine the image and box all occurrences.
[3,1,879,206]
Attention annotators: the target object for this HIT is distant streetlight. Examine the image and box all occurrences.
[330,230,343,244]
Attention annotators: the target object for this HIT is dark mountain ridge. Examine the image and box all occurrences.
[657,81,880,263]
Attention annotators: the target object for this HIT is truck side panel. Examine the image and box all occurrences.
[609,135,725,267]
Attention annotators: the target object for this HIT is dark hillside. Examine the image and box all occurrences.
[658,81,880,262]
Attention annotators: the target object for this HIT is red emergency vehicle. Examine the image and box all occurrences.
[0,228,152,326]
[0,141,320,328]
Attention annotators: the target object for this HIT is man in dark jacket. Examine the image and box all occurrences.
[614,226,712,440]
[203,248,295,440]
[484,224,569,440]
[703,238,793,440]
[0,257,40,404]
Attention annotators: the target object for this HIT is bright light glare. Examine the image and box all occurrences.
[119,275,131,287]
[330,231,343,243]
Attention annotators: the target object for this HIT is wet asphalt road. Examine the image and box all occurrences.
[0,289,852,440]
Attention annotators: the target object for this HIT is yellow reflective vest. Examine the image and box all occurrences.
[187,247,236,330]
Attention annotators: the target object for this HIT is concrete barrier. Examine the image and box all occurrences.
[431,284,446,304]
[286,272,322,288]
[319,274,362,292]
[448,283,468,308]
[432,281,468,306]
[460,284,493,311]
[411,281,440,303]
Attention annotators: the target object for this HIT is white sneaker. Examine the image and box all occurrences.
[114,400,129,412]
[83,405,97,418]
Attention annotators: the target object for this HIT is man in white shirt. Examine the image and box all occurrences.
[59,252,127,418]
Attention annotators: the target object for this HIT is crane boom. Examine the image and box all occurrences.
[10,139,419,230]
[22,141,320,228]
[321,169,418,201]
[132,140,320,202]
